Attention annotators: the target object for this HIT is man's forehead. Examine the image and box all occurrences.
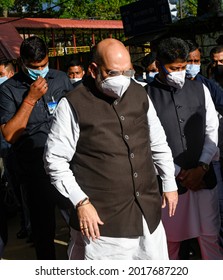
[189,50,200,58]
[165,60,187,67]
[213,52,223,58]
[0,65,7,73]
[69,66,81,71]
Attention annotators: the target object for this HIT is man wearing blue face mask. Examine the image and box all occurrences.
[148,37,223,260]
[141,52,159,84]
[0,60,14,85]
[0,36,73,260]
[186,40,223,252]
[186,40,223,115]
[0,60,15,258]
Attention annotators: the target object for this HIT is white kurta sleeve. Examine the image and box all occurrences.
[199,84,219,163]
[43,97,87,206]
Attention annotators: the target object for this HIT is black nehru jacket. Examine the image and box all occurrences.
[67,77,162,237]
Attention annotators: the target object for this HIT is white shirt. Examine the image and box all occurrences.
[43,92,178,207]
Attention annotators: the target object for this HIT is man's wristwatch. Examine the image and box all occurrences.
[198,161,209,172]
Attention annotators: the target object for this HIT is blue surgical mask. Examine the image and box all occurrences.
[146,72,158,83]
[186,64,200,79]
[26,64,49,80]
[0,76,8,85]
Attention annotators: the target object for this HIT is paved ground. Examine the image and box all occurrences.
[2,208,201,260]
[2,207,70,260]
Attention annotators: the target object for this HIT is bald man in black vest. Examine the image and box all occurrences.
[44,38,178,260]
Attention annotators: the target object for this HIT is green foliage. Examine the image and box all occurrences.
[7,0,136,19]
[59,0,136,19]
[178,0,197,18]
[0,0,14,9]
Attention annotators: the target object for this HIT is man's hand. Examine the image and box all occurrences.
[162,191,178,217]
[177,167,206,191]
[77,202,104,240]
[27,76,48,103]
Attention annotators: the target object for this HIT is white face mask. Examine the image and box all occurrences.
[166,70,186,89]
[70,78,82,84]
[96,72,131,98]
[186,64,200,79]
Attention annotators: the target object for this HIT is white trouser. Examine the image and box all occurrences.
[68,216,169,260]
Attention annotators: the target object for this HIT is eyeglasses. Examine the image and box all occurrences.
[106,69,135,77]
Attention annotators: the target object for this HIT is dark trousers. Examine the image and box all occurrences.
[22,177,56,260]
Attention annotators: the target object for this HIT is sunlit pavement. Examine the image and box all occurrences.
[2,207,70,260]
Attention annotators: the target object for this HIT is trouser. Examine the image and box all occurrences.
[214,160,223,248]
[168,235,223,260]
[22,177,57,260]
[68,217,169,260]
[0,157,8,259]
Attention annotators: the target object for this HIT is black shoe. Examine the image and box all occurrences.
[26,234,33,244]
[16,228,28,239]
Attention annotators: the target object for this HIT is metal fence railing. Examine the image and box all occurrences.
[48,46,91,56]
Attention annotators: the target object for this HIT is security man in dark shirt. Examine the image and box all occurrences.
[0,36,73,259]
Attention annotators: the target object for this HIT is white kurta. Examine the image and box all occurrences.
[162,187,220,241]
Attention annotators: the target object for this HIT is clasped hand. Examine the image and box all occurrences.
[177,167,206,191]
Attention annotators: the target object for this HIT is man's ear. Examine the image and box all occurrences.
[88,62,98,79]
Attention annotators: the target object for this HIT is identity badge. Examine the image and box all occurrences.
[47,101,58,114]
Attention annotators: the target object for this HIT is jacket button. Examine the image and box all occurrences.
[120,116,125,121]
[130,153,134,158]
[136,192,140,196]
[124,135,129,140]
[134,172,138,178]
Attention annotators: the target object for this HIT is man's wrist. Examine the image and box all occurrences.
[198,161,209,173]
[76,197,90,208]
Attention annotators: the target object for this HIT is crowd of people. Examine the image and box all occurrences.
[0,34,223,260]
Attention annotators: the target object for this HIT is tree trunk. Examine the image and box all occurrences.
[2,9,8,17]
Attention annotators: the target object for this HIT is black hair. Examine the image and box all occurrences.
[0,59,15,72]
[210,45,223,57]
[156,37,189,64]
[67,59,84,70]
[20,36,48,63]
[185,40,201,53]
[141,52,157,68]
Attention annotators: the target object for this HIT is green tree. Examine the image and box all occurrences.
[9,0,60,17]
[59,0,136,19]
[0,0,14,17]
[178,0,197,18]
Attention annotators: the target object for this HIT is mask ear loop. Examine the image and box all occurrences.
[161,64,169,75]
